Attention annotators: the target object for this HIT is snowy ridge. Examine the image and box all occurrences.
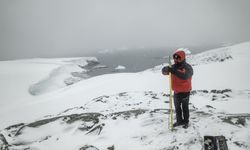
[188,42,250,66]
[154,42,250,70]
[152,48,233,73]
[187,47,232,66]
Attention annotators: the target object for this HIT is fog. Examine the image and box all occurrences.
[1,0,250,60]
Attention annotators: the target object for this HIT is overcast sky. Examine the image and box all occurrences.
[0,0,250,60]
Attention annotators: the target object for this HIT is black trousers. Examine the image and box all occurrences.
[174,92,190,124]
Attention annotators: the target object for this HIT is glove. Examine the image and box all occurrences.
[162,66,172,75]
[168,66,173,73]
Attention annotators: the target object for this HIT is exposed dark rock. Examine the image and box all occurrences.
[144,91,154,96]
[191,89,232,96]
[78,121,97,131]
[74,115,104,131]
[5,123,25,137]
[191,90,209,95]
[107,145,114,150]
[210,89,232,94]
[86,60,99,67]
[164,145,180,150]
[86,123,105,135]
[63,113,103,124]
[15,126,26,136]
[220,116,247,126]
[118,92,128,97]
[236,117,246,126]
[194,111,213,117]
[5,123,24,131]
[95,98,107,103]
[150,109,169,114]
[7,109,148,138]
[190,51,232,66]
[38,136,52,143]
[125,102,142,106]
[144,91,159,99]
[162,93,170,97]
[58,106,85,115]
[12,141,30,146]
[202,90,209,93]
[205,105,215,109]
[190,91,197,95]
[190,89,232,102]
[14,113,104,136]
[108,109,147,119]
[220,56,233,62]
[93,96,110,103]
[0,134,9,150]
[152,96,159,99]
[111,116,117,120]
[212,95,217,101]
[233,141,248,148]
[79,145,99,150]
[27,117,61,128]
[79,59,99,69]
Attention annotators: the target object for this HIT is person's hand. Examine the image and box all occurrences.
[162,66,172,75]
[167,66,173,73]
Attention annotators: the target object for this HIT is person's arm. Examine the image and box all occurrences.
[171,64,193,79]
[161,66,170,75]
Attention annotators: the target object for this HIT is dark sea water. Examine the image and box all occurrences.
[84,45,218,77]
[85,49,174,76]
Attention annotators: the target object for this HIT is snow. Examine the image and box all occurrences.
[0,57,97,110]
[0,60,58,107]
[1,42,250,150]
[115,65,126,70]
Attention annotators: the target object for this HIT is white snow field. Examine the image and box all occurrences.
[0,42,250,150]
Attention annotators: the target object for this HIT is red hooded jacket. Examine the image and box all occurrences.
[169,51,193,93]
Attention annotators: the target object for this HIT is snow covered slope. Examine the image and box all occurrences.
[1,42,250,150]
[0,57,97,107]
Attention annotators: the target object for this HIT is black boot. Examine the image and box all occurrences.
[173,122,184,127]
[182,123,189,129]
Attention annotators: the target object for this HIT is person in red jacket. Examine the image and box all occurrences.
[162,50,193,129]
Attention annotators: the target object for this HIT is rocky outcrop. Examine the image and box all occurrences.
[0,134,9,150]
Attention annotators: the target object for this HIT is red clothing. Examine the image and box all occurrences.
[171,67,192,93]
[163,50,193,93]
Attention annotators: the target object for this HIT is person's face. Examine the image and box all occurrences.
[173,54,182,63]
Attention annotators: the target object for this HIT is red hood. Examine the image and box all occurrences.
[174,50,186,62]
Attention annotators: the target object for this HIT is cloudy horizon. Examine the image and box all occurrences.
[1,0,250,60]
